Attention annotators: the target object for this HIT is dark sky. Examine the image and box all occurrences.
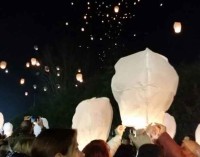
[0,0,200,121]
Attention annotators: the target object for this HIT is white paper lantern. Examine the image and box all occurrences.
[163,113,176,138]
[20,78,25,85]
[31,58,37,66]
[114,6,119,13]
[72,97,113,150]
[173,22,182,33]
[0,112,4,131]
[3,122,13,137]
[195,124,200,145]
[0,61,7,69]
[111,48,179,129]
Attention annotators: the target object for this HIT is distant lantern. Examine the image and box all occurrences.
[25,92,28,96]
[43,87,47,92]
[36,61,40,67]
[31,58,37,66]
[76,69,83,82]
[56,66,60,71]
[26,62,30,68]
[5,69,9,73]
[34,45,38,51]
[20,78,25,85]
[114,6,119,13]
[57,72,60,77]
[33,84,37,89]
[0,61,7,69]
[44,66,50,72]
[173,22,182,33]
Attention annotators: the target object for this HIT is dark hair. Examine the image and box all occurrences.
[31,128,77,157]
[137,144,164,157]
[82,139,110,157]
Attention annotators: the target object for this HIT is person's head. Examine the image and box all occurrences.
[31,128,84,157]
[114,144,137,157]
[0,139,12,157]
[181,137,200,157]
[13,137,34,156]
[82,139,110,157]
[137,144,164,157]
[20,120,33,135]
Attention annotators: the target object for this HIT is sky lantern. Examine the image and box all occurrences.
[114,6,119,13]
[0,61,7,69]
[195,124,200,145]
[76,69,83,82]
[0,112,4,133]
[111,48,179,129]
[25,92,28,96]
[72,97,113,150]
[26,62,30,68]
[44,66,50,72]
[36,61,40,67]
[163,113,176,138]
[20,78,25,85]
[31,58,37,66]
[173,22,182,33]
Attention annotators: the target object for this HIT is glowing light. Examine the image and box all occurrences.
[81,28,85,32]
[173,22,182,33]
[25,92,28,96]
[114,6,119,13]
[26,62,30,68]
[5,69,9,73]
[43,87,47,92]
[34,45,38,51]
[76,69,83,82]
[33,84,37,89]
[44,66,50,72]
[0,61,7,69]
[65,22,69,25]
[31,58,37,66]
[56,66,60,71]
[20,78,25,85]
[36,61,40,67]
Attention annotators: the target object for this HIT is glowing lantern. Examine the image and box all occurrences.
[3,122,13,137]
[163,113,176,138]
[114,6,119,13]
[72,97,113,150]
[31,58,37,66]
[25,92,28,96]
[33,84,37,89]
[36,61,40,67]
[195,124,200,145]
[0,112,4,133]
[111,48,179,129]
[34,45,38,51]
[0,61,7,69]
[76,69,83,82]
[20,78,25,85]
[26,62,30,68]
[173,22,182,33]
[43,87,47,92]
[44,66,50,72]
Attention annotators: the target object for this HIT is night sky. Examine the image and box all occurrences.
[0,0,200,121]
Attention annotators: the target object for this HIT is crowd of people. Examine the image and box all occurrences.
[0,116,200,157]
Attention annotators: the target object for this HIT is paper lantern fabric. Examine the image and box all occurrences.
[0,112,4,130]
[111,48,179,129]
[3,122,13,137]
[163,113,176,138]
[41,117,49,129]
[72,97,113,150]
[195,124,200,145]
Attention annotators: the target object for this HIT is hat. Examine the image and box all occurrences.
[182,137,200,157]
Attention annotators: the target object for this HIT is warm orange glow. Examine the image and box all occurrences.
[0,61,7,69]
[173,22,182,33]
